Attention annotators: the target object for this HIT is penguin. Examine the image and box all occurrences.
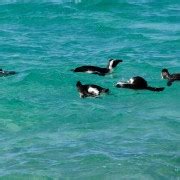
[76,81,109,98]
[116,76,164,92]
[0,69,16,77]
[72,59,123,76]
[161,68,180,86]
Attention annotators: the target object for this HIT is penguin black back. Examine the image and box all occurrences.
[72,59,123,76]
[116,76,164,92]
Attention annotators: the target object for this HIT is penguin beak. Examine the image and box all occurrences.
[116,59,123,63]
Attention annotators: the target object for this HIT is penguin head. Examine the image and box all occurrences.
[76,81,82,88]
[108,59,123,70]
[161,68,169,79]
[76,81,86,98]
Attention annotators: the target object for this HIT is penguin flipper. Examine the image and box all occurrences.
[167,80,173,86]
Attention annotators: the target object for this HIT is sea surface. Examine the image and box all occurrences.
[0,0,180,179]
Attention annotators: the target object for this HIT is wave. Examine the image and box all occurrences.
[0,0,83,5]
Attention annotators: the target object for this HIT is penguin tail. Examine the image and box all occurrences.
[146,86,165,92]
[9,71,16,75]
[103,88,109,93]
[71,68,81,72]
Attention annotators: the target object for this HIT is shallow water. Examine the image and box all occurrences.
[0,0,180,179]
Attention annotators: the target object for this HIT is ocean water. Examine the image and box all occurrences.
[0,0,180,179]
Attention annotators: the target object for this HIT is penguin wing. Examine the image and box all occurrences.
[172,74,180,80]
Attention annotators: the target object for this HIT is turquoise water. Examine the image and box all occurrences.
[0,0,180,179]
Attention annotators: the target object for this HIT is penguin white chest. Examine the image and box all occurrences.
[87,70,93,74]
[108,60,114,70]
[88,87,99,95]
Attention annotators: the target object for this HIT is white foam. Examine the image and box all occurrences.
[79,92,84,98]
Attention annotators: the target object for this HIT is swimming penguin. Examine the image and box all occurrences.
[0,69,16,77]
[72,59,123,76]
[161,69,180,86]
[116,76,164,92]
[76,81,109,98]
